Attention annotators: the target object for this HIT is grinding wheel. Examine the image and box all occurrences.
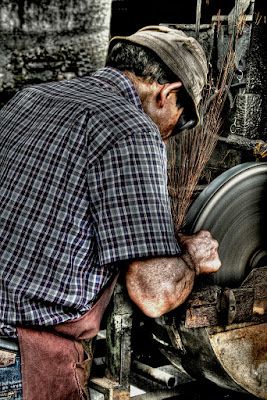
[151,162,267,399]
[185,162,267,287]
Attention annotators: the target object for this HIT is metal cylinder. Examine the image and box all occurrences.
[132,360,178,389]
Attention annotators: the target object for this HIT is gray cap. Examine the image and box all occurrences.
[109,25,208,127]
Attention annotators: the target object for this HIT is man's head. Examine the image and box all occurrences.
[107,25,208,142]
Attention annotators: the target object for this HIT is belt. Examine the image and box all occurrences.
[0,336,19,353]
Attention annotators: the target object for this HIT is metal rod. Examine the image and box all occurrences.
[195,0,202,40]
[132,360,178,389]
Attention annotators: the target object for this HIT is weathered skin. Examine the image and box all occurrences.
[122,74,221,318]
[125,230,221,318]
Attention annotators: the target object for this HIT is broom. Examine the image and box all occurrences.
[168,14,246,234]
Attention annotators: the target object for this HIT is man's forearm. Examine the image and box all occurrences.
[125,230,221,318]
[125,256,196,318]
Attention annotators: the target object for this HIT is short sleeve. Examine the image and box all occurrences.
[88,131,181,265]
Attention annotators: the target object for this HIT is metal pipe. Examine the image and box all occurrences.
[132,360,178,389]
[195,0,202,40]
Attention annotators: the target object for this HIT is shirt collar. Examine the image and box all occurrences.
[92,67,143,111]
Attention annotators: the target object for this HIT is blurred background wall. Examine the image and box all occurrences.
[0,0,112,106]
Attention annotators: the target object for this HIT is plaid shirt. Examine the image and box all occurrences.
[0,67,180,338]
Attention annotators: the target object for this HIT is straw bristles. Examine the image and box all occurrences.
[168,15,246,234]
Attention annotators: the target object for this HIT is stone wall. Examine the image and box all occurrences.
[0,0,112,105]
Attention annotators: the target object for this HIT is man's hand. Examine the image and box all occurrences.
[125,229,221,318]
[177,230,221,276]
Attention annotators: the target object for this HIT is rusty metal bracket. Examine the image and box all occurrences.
[220,288,237,325]
[185,267,267,328]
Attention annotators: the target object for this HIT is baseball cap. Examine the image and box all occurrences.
[109,25,208,128]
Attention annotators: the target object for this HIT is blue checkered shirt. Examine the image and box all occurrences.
[0,67,180,338]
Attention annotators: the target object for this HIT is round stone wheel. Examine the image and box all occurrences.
[153,163,267,399]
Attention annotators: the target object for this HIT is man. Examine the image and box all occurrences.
[0,26,221,399]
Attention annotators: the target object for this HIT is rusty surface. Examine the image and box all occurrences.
[209,323,267,399]
[185,267,267,328]
[163,267,267,397]
[185,285,222,328]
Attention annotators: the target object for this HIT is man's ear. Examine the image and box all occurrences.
[158,81,183,107]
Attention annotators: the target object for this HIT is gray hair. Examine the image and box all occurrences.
[106,41,177,84]
[106,41,192,111]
